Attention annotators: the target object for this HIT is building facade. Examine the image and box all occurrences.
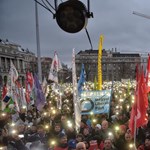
[75,49,141,81]
[0,39,37,86]
[0,39,72,87]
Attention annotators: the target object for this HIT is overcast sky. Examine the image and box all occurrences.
[0,0,150,66]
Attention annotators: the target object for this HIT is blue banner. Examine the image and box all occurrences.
[80,90,112,115]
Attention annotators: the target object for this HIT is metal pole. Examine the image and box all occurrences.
[35,2,42,82]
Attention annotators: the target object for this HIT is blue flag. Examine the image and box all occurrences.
[78,63,86,96]
[34,74,46,111]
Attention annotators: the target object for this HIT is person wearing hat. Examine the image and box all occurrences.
[53,133,68,150]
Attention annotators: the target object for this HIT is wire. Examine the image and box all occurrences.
[45,0,56,11]
[85,27,93,50]
[34,0,55,15]
[41,0,51,10]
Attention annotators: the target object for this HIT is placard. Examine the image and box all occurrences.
[80,90,112,115]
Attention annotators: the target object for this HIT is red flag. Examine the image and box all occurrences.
[146,54,150,93]
[26,71,33,90]
[129,67,148,135]
[25,71,34,103]
[2,84,7,99]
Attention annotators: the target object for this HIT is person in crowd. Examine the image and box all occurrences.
[79,119,89,134]
[53,133,68,150]
[138,135,150,150]
[76,142,86,150]
[76,133,84,143]
[82,127,92,141]
[144,135,150,150]
[92,124,102,138]
[65,125,76,141]
[68,139,76,150]
[103,138,118,150]
[81,115,92,129]
[48,122,63,140]
[118,129,134,150]
[25,124,48,149]
[100,120,113,141]
[7,134,28,150]
[113,124,127,149]
[83,140,90,150]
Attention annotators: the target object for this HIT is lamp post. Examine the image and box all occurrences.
[35,1,42,82]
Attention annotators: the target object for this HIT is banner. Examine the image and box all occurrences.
[80,90,111,115]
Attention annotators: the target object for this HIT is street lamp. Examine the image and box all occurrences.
[34,0,93,33]
[55,0,89,33]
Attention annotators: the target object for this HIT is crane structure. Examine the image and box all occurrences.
[133,11,150,20]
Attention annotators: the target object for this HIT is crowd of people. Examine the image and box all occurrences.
[0,97,150,150]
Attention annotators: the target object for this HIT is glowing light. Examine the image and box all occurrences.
[1,113,6,117]
[12,130,17,134]
[51,140,56,145]
[119,99,123,102]
[108,132,113,136]
[127,105,130,109]
[116,106,119,109]
[52,110,56,114]
[115,126,120,131]
[22,106,26,109]
[45,125,49,129]
[68,123,72,128]
[116,112,119,115]
[90,112,94,115]
[129,143,133,148]
[44,112,47,116]
[11,123,15,127]
[92,119,97,123]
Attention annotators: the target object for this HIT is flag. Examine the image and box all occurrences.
[25,71,34,103]
[129,66,148,135]
[2,84,7,99]
[78,63,86,95]
[146,54,150,93]
[8,61,18,87]
[48,52,62,83]
[72,49,81,132]
[20,87,27,107]
[26,71,34,89]
[1,92,11,110]
[42,77,48,95]
[34,74,46,111]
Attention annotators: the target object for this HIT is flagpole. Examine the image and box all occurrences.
[134,116,137,144]
[35,2,42,82]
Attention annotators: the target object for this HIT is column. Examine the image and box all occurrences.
[5,58,8,72]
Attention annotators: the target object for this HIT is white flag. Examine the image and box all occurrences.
[42,77,48,95]
[48,52,62,83]
[8,61,18,87]
[72,49,81,132]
